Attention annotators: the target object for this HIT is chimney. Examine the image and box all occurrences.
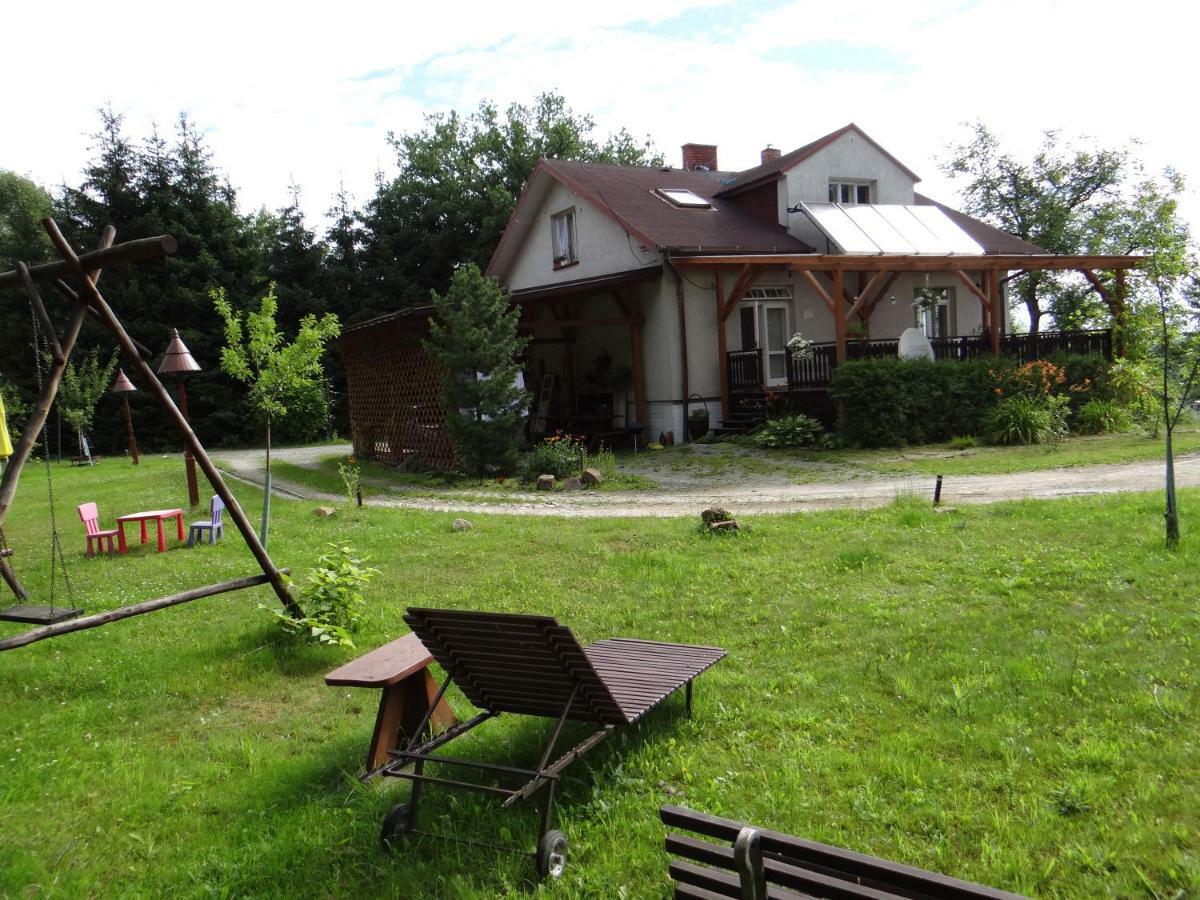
[761,145,781,165]
[681,143,718,172]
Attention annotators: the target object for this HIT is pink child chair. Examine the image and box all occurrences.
[77,502,119,556]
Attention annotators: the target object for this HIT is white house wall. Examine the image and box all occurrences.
[505,179,661,292]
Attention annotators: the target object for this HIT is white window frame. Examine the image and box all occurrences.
[914,287,955,338]
[551,208,577,268]
[738,286,793,387]
[828,180,874,204]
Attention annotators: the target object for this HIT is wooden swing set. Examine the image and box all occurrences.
[0,219,300,653]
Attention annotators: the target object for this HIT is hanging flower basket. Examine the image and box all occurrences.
[687,393,709,440]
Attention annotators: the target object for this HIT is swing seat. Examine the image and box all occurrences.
[77,502,118,556]
[0,604,83,625]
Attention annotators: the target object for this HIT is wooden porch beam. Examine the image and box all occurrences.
[847,269,891,320]
[671,253,1145,272]
[519,316,642,330]
[953,270,992,332]
[721,264,762,321]
[987,269,1002,356]
[800,270,835,313]
[863,272,901,319]
[832,270,847,363]
[715,270,731,421]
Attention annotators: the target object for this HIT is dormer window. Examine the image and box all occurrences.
[656,188,712,208]
[551,208,577,268]
[828,180,873,204]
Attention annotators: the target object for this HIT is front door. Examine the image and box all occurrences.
[762,302,789,386]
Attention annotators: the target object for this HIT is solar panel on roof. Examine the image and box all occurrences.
[802,202,876,253]
[798,202,985,255]
[842,206,917,253]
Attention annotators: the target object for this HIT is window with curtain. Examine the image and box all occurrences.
[551,209,577,267]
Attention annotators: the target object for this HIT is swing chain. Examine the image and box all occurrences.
[28,300,74,612]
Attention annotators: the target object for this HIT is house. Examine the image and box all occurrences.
[340,124,1139,466]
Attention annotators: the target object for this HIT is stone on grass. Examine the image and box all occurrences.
[708,519,739,533]
[452,518,473,532]
[314,506,337,518]
[536,474,556,491]
[701,506,732,525]
[561,476,583,491]
[581,467,603,487]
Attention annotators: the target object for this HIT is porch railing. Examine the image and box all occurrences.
[729,329,1114,396]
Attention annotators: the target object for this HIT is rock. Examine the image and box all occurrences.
[314,506,336,518]
[561,477,583,491]
[701,506,732,525]
[708,519,739,533]
[933,506,958,514]
[581,467,603,487]
[452,518,473,531]
[536,474,556,491]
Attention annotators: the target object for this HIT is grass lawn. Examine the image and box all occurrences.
[1,458,1197,897]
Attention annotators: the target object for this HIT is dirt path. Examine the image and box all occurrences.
[215,444,1200,518]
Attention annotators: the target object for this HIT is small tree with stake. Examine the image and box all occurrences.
[57,348,117,465]
[213,284,339,548]
[424,264,529,476]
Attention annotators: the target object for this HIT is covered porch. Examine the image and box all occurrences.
[674,253,1142,422]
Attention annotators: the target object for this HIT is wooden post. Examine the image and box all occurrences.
[625,288,648,427]
[1113,269,1127,357]
[121,394,139,465]
[40,219,301,619]
[715,270,731,421]
[987,269,1002,356]
[832,270,847,363]
[175,376,200,505]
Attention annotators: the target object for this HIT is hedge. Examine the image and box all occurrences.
[829,357,1006,448]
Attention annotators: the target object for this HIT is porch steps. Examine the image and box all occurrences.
[713,410,766,436]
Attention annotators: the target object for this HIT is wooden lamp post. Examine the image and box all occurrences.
[110,368,139,465]
[157,329,201,506]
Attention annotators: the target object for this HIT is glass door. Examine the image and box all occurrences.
[762,303,788,386]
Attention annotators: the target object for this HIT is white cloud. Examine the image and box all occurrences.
[2,0,1196,233]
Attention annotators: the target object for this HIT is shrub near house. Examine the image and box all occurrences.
[829,354,1117,448]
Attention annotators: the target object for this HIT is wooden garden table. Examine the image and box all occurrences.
[116,508,184,554]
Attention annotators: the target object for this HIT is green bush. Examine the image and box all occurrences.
[523,433,585,480]
[947,435,978,450]
[830,358,1003,448]
[1075,398,1132,435]
[984,395,1069,446]
[751,414,825,448]
[266,543,380,648]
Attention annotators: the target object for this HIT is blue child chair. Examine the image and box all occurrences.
[187,495,225,546]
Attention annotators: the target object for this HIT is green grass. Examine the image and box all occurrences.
[1,458,1198,897]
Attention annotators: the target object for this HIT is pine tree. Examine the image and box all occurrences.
[424,265,528,476]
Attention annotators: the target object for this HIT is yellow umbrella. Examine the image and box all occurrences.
[0,393,13,459]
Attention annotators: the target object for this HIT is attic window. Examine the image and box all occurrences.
[656,188,711,208]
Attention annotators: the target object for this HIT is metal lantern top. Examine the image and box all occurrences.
[157,328,201,375]
[111,368,137,394]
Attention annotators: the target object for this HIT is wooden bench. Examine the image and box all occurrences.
[325,632,458,773]
[660,805,1027,899]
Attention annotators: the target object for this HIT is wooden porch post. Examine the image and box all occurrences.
[1113,269,1127,357]
[626,287,648,426]
[832,270,847,363]
[714,270,730,421]
[987,269,1002,356]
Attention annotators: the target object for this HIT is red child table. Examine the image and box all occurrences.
[116,508,185,554]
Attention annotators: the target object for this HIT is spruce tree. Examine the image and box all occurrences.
[424,265,528,476]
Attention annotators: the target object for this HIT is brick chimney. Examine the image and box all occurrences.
[681,143,718,171]
[761,145,781,165]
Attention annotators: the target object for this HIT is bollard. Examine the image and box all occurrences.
[933,474,943,506]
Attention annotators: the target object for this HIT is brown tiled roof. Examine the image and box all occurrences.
[914,193,1046,254]
[537,159,811,254]
[714,123,921,197]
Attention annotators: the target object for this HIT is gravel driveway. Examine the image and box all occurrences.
[215,443,1200,518]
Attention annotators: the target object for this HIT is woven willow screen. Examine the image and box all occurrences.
[339,317,455,471]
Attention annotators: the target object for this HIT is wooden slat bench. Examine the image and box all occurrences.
[660,805,1027,899]
[325,632,458,773]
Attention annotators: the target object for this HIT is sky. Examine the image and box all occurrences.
[3,0,1197,232]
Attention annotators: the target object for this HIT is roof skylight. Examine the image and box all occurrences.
[656,188,711,209]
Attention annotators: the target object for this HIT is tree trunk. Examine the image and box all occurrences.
[260,416,272,550]
[1022,278,1042,337]
[1162,311,1180,548]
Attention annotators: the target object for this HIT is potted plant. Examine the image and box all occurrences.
[687,394,709,440]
